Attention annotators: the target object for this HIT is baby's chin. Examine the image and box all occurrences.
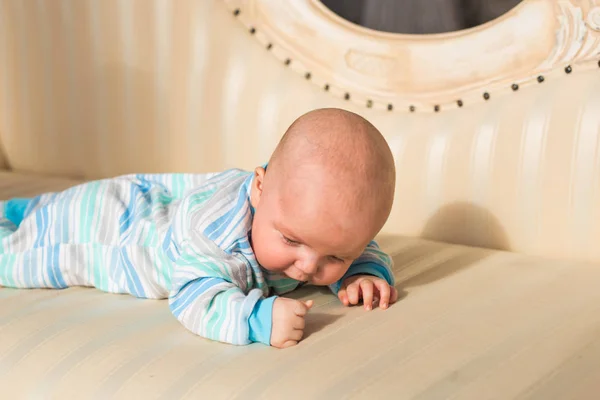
[256,259,337,284]
[261,264,308,282]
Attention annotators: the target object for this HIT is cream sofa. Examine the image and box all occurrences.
[1,0,600,398]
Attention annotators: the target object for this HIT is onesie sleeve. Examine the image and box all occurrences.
[167,177,278,346]
[167,237,274,346]
[328,240,395,295]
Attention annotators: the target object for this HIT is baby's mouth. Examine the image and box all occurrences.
[286,268,309,282]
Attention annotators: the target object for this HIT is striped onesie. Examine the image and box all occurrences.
[0,168,394,345]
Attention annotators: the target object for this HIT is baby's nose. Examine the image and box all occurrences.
[298,257,319,275]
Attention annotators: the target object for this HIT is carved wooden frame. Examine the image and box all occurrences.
[223,0,600,112]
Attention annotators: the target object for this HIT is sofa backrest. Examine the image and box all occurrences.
[0,0,599,262]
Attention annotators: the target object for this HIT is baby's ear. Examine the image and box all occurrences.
[250,167,266,208]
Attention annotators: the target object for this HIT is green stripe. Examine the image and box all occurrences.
[173,175,183,198]
[93,245,109,291]
[208,289,233,339]
[0,254,16,287]
[144,223,156,247]
[158,247,172,287]
[79,182,99,243]
[90,182,107,244]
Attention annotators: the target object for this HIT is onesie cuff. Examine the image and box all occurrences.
[248,296,276,345]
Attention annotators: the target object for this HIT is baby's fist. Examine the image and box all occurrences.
[338,275,398,310]
[271,297,313,349]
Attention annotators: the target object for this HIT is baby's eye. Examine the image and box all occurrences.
[282,235,300,246]
[329,256,345,263]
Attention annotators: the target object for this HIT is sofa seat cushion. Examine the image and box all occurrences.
[1,231,598,398]
[0,171,83,200]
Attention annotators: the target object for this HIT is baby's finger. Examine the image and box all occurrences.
[293,315,306,330]
[374,280,391,309]
[360,280,374,311]
[294,300,309,316]
[390,286,399,304]
[303,300,314,309]
[337,288,350,306]
[346,283,360,305]
[290,328,305,341]
[281,340,298,349]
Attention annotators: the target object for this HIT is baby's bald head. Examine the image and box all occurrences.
[267,108,395,231]
[249,108,395,281]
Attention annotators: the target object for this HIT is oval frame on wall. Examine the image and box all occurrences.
[223,0,600,113]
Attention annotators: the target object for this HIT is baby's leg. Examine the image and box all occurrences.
[0,192,56,239]
[0,197,32,239]
[0,192,170,299]
[3,197,33,227]
[0,195,71,290]
[0,212,16,241]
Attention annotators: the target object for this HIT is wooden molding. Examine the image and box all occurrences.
[223,0,600,111]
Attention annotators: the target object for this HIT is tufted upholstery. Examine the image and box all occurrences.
[1,0,599,263]
[1,0,600,397]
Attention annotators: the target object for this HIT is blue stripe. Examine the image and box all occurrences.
[119,185,137,236]
[169,277,227,317]
[119,249,145,298]
[207,175,254,248]
[162,226,179,262]
[23,195,41,218]
[48,244,68,288]
[204,187,248,242]
[232,239,252,251]
[135,175,153,195]
[203,212,229,241]
[34,205,50,248]
[219,205,249,250]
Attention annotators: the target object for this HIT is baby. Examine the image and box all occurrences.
[0,108,397,348]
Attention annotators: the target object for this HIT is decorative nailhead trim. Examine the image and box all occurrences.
[230,8,600,113]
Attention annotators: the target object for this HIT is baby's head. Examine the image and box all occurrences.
[249,108,395,285]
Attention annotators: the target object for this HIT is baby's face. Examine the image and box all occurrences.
[250,167,376,286]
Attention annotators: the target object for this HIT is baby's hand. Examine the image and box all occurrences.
[338,275,398,310]
[271,298,314,349]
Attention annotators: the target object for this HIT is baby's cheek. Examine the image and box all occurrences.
[256,241,293,272]
[316,263,350,286]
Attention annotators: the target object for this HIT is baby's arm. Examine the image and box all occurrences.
[168,243,274,346]
[169,245,316,347]
[169,277,274,345]
[169,254,315,347]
